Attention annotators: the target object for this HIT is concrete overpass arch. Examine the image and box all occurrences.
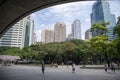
[0,0,91,37]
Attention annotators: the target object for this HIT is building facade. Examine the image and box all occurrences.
[85,29,92,40]
[67,33,73,41]
[33,32,37,44]
[91,0,116,40]
[41,29,54,43]
[71,20,81,39]
[54,22,66,42]
[0,16,34,49]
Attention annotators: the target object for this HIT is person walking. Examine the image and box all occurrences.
[41,62,45,74]
[72,62,75,73]
[111,62,116,74]
[104,64,108,72]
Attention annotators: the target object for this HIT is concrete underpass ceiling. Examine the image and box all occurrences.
[0,0,92,37]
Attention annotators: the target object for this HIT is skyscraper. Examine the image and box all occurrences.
[24,16,34,47]
[91,0,116,40]
[54,22,66,42]
[71,20,81,39]
[41,29,54,43]
[0,16,34,49]
[85,29,92,40]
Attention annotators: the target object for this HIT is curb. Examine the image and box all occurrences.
[80,67,120,70]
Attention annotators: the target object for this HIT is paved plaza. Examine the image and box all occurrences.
[0,65,120,80]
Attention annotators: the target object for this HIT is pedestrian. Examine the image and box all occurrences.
[41,62,45,74]
[72,62,75,73]
[111,62,116,74]
[104,64,108,72]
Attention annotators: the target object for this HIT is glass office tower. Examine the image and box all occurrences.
[0,16,34,49]
[71,20,81,39]
[91,0,116,40]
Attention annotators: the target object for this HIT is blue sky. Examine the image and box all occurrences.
[31,0,120,42]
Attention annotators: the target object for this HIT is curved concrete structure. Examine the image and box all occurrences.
[0,0,92,37]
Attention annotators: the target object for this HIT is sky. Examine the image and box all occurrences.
[31,0,120,42]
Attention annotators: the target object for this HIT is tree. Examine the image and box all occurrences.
[62,41,75,62]
[90,22,109,36]
[113,16,120,37]
[22,46,37,60]
[30,44,46,61]
[113,16,120,61]
[54,54,63,64]
[2,47,23,57]
[87,35,109,64]
[89,22,111,65]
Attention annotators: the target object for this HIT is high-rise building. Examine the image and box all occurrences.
[91,0,116,40]
[54,22,66,42]
[85,29,92,40]
[41,29,54,43]
[24,16,34,47]
[0,16,34,49]
[67,33,73,41]
[33,32,37,44]
[71,20,81,39]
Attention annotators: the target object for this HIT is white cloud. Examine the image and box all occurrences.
[32,1,95,42]
[65,22,71,36]
[32,1,119,42]
[49,1,93,22]
[35,30,42,42]
[109,1,120,21]
[86,18,90,23]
